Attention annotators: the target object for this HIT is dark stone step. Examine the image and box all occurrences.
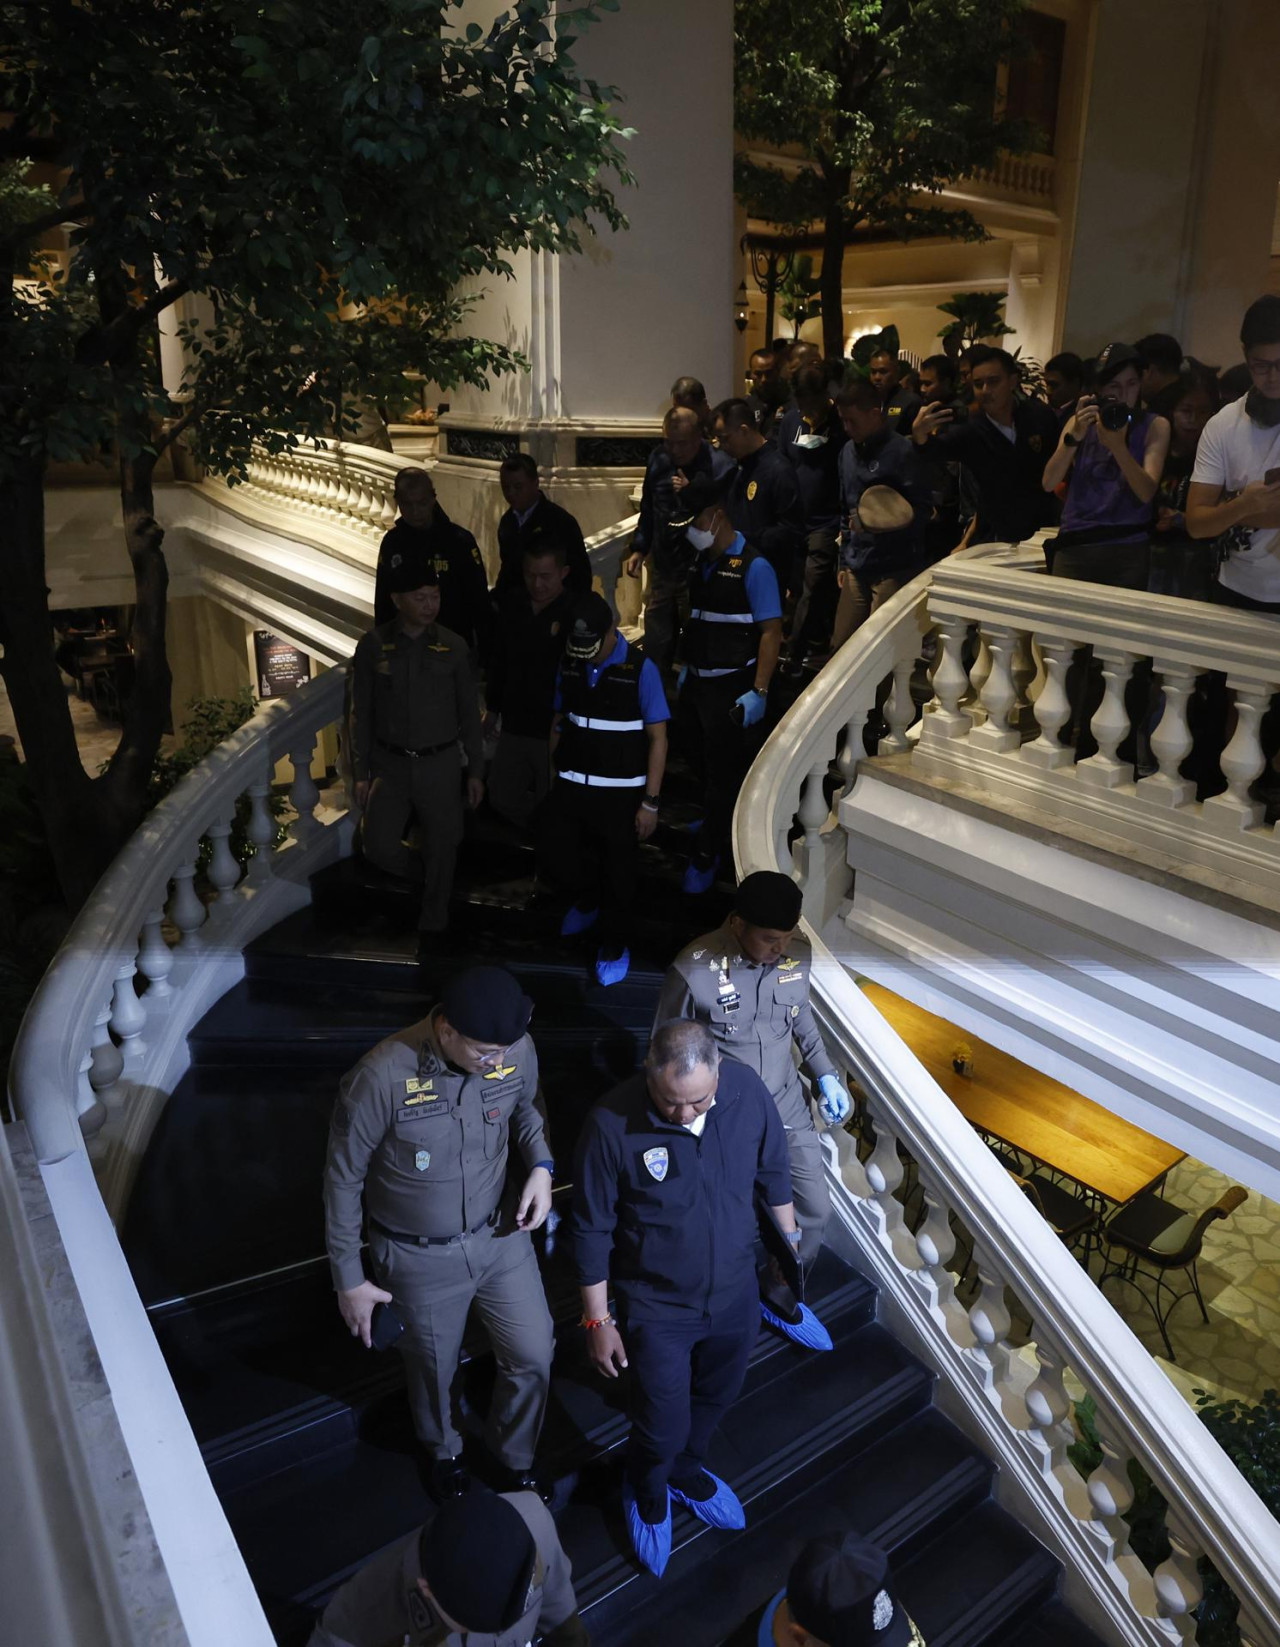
[896,1499,1061,1646]
[988,1598,1107,1646]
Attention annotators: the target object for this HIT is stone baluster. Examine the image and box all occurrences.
[796,761,830,891]
[1152,1508,1205,1629]
[964,630,991,727]
[109,959,147,1063]
[968,626,1020,751]
[1084,1407,1136,1547]
[966,1242,1012,1367]
[1021,636,1075,770]
[1143,661,1196,808]
[206,814,242,906]
[912,1168,957,1309]
[352,477,374,529]
[167,858,207,950]
[920,615,972,745]
[878,656,917,756]
[289,736,322,843]
[76,1047,106,1137]
[1011,631,1039,730]
[376,483,397,528]
[1202,680,1270,832]
[1075,648,1135,789]
[1234,1602,1270,1647]
[87,997,124,1097]
[863,1106,905,1203]
[835,704,871,797]
[244,780,278,879]
[137,908,174,1000]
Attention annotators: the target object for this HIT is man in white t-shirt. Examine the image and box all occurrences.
[1187,295,1280,609]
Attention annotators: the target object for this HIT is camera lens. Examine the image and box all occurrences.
[1099,402,1131,431]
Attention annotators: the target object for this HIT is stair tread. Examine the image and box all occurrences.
[897,1500,1059,1646]
[989,1597,1107,1646]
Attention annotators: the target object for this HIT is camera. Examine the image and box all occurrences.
[1099,401,1132,431]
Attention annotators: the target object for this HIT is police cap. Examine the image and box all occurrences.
[418,1489,537,1633]
[669,466,734,530]
[564,591,614,660]
[734,870,802,932]
[383,550,439,595]
[787,1530,912,1647]
[439,964,533,1046]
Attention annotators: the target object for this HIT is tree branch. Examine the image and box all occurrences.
[78,278,192,365]
[0,198,89,254]
[151,401,204,458]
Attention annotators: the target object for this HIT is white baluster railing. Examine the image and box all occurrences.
[10,669,352,1195]
[733,539,1280,1645]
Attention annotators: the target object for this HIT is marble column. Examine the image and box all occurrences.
[432,0,735,556]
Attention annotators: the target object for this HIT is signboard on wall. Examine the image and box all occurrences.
[254,631,311,699]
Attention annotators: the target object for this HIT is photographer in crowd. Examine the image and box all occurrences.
[1041,342,1170,589]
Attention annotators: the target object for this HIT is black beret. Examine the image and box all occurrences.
[419,1490,537,1633]
[383,550,439,595]
[439,964,533,1045]
[734,870,803,931]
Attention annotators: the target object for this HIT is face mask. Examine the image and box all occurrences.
[685,524,716,552]
[793,431,828,450]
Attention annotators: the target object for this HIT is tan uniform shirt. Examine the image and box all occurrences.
[307,1490,589,1647]
[351,618,483,780]
[654,924,835,1128]
[325,1012,548,1292]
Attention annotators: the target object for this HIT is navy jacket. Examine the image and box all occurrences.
[374,511,496,659]
[572,1061,792,1321]
[633,440,735,567]
[778,405,848,532]
[922,397,1060,545]
[494,494,592,598]
[726,440,806,575]
[838,429,933,578]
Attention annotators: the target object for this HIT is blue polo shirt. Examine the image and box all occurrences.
[554,632,670,723]
[693,533,783,624]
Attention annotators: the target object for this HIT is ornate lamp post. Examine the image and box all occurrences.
[742,234,797,347]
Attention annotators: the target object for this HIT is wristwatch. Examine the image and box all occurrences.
[784,1229,802,1246]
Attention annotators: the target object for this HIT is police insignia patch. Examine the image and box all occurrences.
[414,1149,431,1172]
[483,1064,517,1081]
[746,480,758,501]
[642,1147,669,1182]
[872,1589,894,1630]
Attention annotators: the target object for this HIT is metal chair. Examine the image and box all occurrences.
[1097,1184,1248,1362]
[1012,1172,1100,1265]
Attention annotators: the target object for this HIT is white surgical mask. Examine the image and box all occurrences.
[793,431,828,450]
[685,523,716,552]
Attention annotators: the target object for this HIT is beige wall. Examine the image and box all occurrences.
[167,595,251,736]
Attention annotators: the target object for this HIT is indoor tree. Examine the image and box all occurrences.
[0,0,630,909]
[735,0,1037,361]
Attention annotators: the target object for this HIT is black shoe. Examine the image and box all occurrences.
[427,1455,471,1501]
[497,1465,553,1502]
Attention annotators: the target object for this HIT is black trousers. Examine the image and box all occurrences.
[788,526,840,656]
[538,780,640,945]
[677,671,756,866]
[622,1286,759,1514]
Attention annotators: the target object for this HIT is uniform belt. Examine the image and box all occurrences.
[369,1210,499,1246]
[375,737,457,759]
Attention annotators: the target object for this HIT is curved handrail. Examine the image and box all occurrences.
[733,547,1280,1639]
[10,669,348,1164]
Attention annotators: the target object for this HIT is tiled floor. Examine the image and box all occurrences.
[1091,1154,1280,1410]
[0,674,129,772]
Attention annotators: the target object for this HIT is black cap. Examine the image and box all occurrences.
[787,1532,911,1647]
[383,550,439,595]
[438,965,533,1045]
[1093,341,1145,385]
[564,591,614,659]
[669,467,734,530]
[734,870,802,932]
[419,1490,537,1633]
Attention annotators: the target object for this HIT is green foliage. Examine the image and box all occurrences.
[146,690,259,807]
[777,253,822,335]
[1072,1388,1280,1645]
[0,160,54,240]
[0,0,634,484]
[937,290,1015,346]
[734,0,1038,286]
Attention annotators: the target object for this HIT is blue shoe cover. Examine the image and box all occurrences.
[595,946,630,987]
[560,903,599,936]
[623,1483,672,1576]
[681,854,720,896]
[670,1470,746,1530]
[760,1299,834,1352]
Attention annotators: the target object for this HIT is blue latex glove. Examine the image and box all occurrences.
[676,665,688,695]
[817,1073,852,1125]
[734,688,767,728]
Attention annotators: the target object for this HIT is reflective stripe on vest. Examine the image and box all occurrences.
[566,712,645,731]
[689,660,757,678]
[688,609,755,624]
[560,770,646,788]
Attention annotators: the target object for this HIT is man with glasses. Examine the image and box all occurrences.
[1187,295,1280,612]
[325,965,556,1501]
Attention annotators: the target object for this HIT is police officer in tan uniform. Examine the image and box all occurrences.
[653,871,852,1351]
[350,555,484,943]
[325,966,555,1499]
[308,1487,589,1647]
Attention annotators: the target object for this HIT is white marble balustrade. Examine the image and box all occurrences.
[733,540,1280,1646]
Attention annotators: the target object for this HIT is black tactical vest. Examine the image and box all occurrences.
[556,644,649,784]
[684,546,761,675]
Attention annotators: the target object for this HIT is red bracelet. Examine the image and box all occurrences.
[580,1313,615,1331]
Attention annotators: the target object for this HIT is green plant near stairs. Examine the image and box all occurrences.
[777,253,823,337]
[937,290,1015,347]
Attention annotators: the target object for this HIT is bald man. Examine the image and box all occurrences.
[625,405,734,682]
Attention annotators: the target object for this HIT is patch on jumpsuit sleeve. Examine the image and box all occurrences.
[331,1097,354,1138]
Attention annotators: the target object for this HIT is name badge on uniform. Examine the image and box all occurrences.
[643,1147,669,1182]
[415,1149,431,1173]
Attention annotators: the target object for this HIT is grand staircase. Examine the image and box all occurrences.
[120,810,1106,1647]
